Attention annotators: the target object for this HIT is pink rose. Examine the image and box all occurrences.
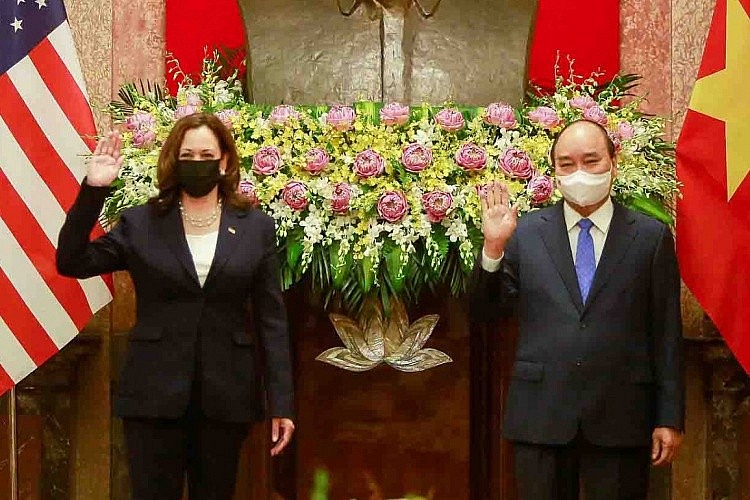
[174,105,200,120]
[454,143,487,171]
[326,105,356,131]
[380,102,410,126]
[132,129,156,148]
[527,175,554,204]
[304,148,329,175]
[331,182,352,214]
[569,95,597,110]
[125,111,156,132]
[354,149,385,178]
[484,102,517,128]
[269,105,301,126]
[608,131,622,152]
[435,108,465,132]
[401,143,433,173]
[185,92,203,107]
[377,191,409,223]
[238,180,258,205]
[583,105,609,126]
[528,106,562,130]
[616,121,635,140]
[253,146,282,176]
[282,181,309,211]
[499,148,534,179]
[215,109,239,129]
[421,191,453,223]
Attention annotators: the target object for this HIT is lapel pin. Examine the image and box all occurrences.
[228,226,236,234]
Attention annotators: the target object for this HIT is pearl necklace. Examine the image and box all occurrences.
[179,199,222,228]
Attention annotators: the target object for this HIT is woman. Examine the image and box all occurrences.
[57,113,295,499]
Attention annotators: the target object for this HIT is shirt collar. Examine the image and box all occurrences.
[563,197,614,233]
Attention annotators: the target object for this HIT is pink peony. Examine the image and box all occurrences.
[401,143,433,173]
[269,105,301,126]
[499,148,534,179]
[253,146,282,176]
[132,129,156,148]
[215,109,239,129]
[484,102,517,128]
[583,105,609,126]
[174,105,200,120]
[326,105,356,131]
[125,111,156,131]
[282,181,309,211]
[528,106,563,130]
[569,95,597,110]
[353,149,385,178]
[421,191,453,223]
[616,121,635,141]
[380,102,410,126]
[435,108,465,132]
[454,143,488,171]
[238,180,258,205]
[527,175,554,204]
[377,191,409,223]
[331,182,352,214]
[304,148,330,175]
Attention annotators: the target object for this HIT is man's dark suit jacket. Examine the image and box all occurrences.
[470,200,684,447]
[57,183,294,423]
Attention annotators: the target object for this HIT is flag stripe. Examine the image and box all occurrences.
[0,217,79,349]
[0,116,112,314]
[7,57,91,184]
[47,21,91,103]
[0,74,80,210]
[0,313,37,385]
[0,365,13,395]
[0,167,94,329]
[0,267,58,366]
[29,37,97,151]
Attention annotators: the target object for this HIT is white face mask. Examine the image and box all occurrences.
[556,168,613,207]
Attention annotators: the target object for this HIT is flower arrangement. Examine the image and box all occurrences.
[105,54,678,313]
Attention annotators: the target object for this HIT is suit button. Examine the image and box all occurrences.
[580,322,587,329]
[576,361,582,367]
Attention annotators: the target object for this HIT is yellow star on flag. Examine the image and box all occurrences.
[688,0,750,201]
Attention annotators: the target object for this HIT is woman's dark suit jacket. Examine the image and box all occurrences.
[57,182,294,422]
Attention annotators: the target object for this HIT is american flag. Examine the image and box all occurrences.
[0,0,112,395]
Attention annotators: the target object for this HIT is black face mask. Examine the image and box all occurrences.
[175,159,221,198]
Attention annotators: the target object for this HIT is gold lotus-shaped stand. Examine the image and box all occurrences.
[316,298,452,372]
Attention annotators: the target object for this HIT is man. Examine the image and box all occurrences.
[470,120,684,499]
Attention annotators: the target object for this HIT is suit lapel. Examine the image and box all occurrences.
[538,202,584,314]
[203,206,244,289]
[582,202,638,312]
[159,205,201,286]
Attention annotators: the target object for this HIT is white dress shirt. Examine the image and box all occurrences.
[481,197,614,272]
[185,230,219,287]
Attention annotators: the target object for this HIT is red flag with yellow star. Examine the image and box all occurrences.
[677,0,750,373]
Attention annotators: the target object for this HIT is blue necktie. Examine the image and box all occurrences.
[575,218,596,303]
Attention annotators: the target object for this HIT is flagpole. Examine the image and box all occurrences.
[8,387,18,500]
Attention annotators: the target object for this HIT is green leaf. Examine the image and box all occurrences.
[354,101,381,126]
[626,194,674,226]
[385,245,405,294]
[359,256,375,294]
[286,240,303,269]
[329,242,349,289]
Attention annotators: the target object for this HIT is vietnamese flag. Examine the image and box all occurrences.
[676,0,750,373]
